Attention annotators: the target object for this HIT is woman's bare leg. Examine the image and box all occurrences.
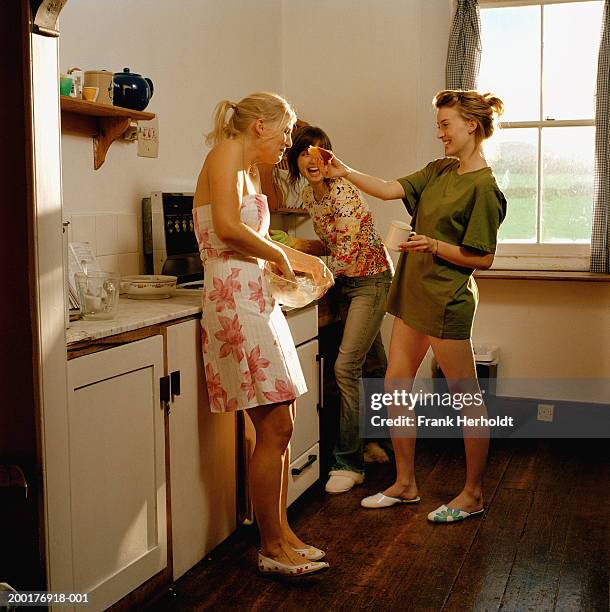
[428,336,488,512]
[247,402,305,565]
[279,403,308,548]
[382,317,430,500]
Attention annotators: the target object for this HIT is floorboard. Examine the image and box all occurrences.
[149,439,609,612]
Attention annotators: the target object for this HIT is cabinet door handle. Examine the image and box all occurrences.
[316,354,324,411]
[160,375,170,411]
[291,454,317,476]
[170,370,181,397]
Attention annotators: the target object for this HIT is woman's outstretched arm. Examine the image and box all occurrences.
[325,156,405,201]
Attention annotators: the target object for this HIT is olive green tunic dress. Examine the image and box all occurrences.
[386,158,507,339]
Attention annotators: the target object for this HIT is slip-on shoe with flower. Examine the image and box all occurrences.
[427,504,484,523]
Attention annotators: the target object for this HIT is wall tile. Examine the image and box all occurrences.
[95,254,120,273]
[118,253,141,276]
[70,215,97,252]
[117,214,140,253]
[96,214,118,256]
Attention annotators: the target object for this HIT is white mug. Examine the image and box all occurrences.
[385,220,414,252]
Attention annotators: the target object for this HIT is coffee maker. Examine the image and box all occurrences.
[142,192,203,284]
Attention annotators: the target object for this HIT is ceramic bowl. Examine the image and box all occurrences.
[263,263,331,308]
[121,275,177,299]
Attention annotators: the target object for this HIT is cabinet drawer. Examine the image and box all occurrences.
[292,339,319,458]
[287,443,320,507]
[285,304,318,346]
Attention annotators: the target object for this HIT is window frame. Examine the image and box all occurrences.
[479,0,600,270]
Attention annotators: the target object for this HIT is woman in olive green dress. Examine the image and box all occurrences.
[323,90,506,522]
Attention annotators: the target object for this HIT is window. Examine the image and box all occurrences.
[478,0,603,269]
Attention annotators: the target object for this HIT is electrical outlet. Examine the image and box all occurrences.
[137,117,159,158]
[537,403,554,422]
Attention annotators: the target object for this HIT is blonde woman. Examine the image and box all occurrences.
[320,90,506,522]
[193,92,332,575]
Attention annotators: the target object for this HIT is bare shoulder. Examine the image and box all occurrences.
[206,139,241,172]
[195,141,242,205]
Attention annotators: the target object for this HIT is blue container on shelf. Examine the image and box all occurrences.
[112,68,154,111]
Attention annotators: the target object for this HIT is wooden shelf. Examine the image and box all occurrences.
[474,269,610,282]
[60,96,155,169]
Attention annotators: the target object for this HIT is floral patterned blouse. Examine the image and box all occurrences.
[301,178,392,277]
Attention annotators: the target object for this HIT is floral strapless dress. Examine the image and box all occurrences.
[192,193,306,412]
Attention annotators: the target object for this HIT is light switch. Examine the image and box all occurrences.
[137,117,159,158]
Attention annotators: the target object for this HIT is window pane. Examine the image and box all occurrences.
[541,127,594,243]
[543,2,603,120]
[480,7,540,122]
[485,128,538,243]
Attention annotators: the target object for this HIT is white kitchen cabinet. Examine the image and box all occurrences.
[166,319,236,580]
[65,335,166,611]
[291,339,319,459]
[284,305,321,507]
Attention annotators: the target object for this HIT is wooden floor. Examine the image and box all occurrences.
[150,439,609,612]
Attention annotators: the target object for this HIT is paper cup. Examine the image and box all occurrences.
[385,220,414,252]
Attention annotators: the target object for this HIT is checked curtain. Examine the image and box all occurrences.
[591,0,610,273]
[446,0,481,90]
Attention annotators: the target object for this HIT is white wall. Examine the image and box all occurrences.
[474,280,610,381]
[59,0,283,273]
[281,0,452,241]
[280,0,452,366]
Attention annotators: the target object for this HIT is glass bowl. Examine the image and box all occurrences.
[75,271,120,320]
[263,263,331,308]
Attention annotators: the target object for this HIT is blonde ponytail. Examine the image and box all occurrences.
[205,100,239,146]
[205,92,296,147]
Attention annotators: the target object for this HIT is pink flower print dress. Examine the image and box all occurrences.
[193,193,307,413]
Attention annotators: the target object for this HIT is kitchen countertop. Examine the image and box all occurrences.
[66,290,202,345]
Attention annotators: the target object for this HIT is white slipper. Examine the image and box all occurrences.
[427,504,484,523]
[361,492,421,508]
[258,552,329,576]
[325,470,364,494]
[293,545,326,561]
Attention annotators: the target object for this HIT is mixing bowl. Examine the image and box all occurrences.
[263,263,331,308]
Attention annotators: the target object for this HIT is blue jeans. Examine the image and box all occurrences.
[332,269,393,474]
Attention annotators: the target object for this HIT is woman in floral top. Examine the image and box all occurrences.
[287,126,393,494]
